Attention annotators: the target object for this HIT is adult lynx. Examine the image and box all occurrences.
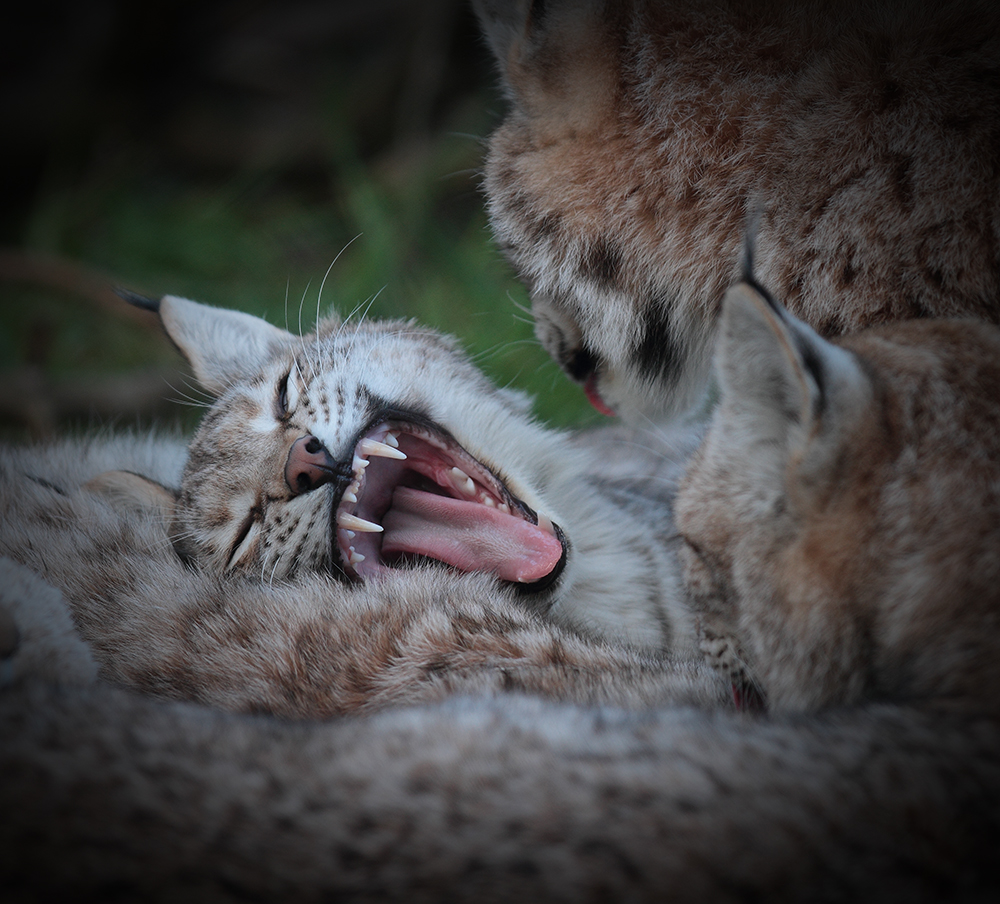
[476,0,1000,420]
[2,275,999,899]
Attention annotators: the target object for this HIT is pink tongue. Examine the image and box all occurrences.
[380,487,563,583]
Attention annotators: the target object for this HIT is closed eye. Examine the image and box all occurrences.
[275,371,291,419]
[227,511,258,569]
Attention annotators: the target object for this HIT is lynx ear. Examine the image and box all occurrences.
[717,282,871,468]
[120,291,293,395]
[473,0,615,126]
[81,471,177,522]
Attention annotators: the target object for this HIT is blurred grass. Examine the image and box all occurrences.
[0,1,601,439]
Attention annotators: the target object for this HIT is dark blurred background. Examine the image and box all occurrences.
[0,0,598,439]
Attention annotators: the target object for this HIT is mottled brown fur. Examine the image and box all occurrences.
[677,283,1000,713]
[2,289,999,898]
[476,0,1000,419]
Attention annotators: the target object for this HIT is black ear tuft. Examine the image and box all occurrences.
[114,288,162,314]
[738,214,783,320]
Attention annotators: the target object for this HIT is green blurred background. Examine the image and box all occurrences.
[0,0,601,440]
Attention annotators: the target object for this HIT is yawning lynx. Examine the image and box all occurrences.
[476,0,1000,420]
[2,275,998,900]
[0,292,721,718]
[103,291,699,651]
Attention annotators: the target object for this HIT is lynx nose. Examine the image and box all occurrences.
[285,435,337,496]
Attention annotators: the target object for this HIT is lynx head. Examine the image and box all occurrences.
[103,294,568,593]
[475,0,730,422]
[676,279,1000,714]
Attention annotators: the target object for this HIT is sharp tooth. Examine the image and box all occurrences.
[482,496,496,508]
[450,467,475,496]
[358,438,407,460]
[343,490,358,504]
[337,512,383,533]
[344,530,355,539]
[353,456,369,471]
[537,513,555,535]
[349,548,365,564]
[384,432,399,448]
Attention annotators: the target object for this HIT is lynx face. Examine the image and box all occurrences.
[130,296,568,592]
[676,280,1000,713]
[475,0,1000,421]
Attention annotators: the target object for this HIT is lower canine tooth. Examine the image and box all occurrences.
[337,512,383,533]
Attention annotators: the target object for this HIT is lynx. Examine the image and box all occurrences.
[475,0,1000,421]
[0,295,720,718]
[2,275,999,900]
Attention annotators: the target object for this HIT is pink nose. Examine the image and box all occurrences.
[285,436,336,495]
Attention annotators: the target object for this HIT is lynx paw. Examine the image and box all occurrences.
[0,557,98,688]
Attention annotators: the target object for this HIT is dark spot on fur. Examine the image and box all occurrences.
[879,78,902,112]
[580,236,622,287]
[943,113,977,132]
[633,296,679,383]
[841,262,857,286]
[26,474,68,496]
[891,154,914,208]
[924,266,946,289]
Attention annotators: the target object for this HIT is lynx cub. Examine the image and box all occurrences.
[2,278,998,900]
[0,293,722,718]
[104,291,696,652]
[476,0,1000,420]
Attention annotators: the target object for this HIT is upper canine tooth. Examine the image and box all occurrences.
[337,512,383,533]
[358,438,407,460]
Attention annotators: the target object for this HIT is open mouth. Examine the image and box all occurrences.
[332,414,567,590]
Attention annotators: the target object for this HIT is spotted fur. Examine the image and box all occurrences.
[2,285,999,898]
[677,280,1000,714]
[0,297,722,717]
[475,0,1000,421]
[148,295,699,651]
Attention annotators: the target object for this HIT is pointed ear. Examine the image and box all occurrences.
[81,471,177,522]
[717,282,870,453]
[473,0,615,126]
[157,296,293,396]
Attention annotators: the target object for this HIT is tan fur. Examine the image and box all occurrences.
[677,282,1000,713]
[2,289,999,898]
[476,0,1000,420]
[129,295,700,651]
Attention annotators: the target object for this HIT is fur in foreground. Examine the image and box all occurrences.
[2,283,999,900]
